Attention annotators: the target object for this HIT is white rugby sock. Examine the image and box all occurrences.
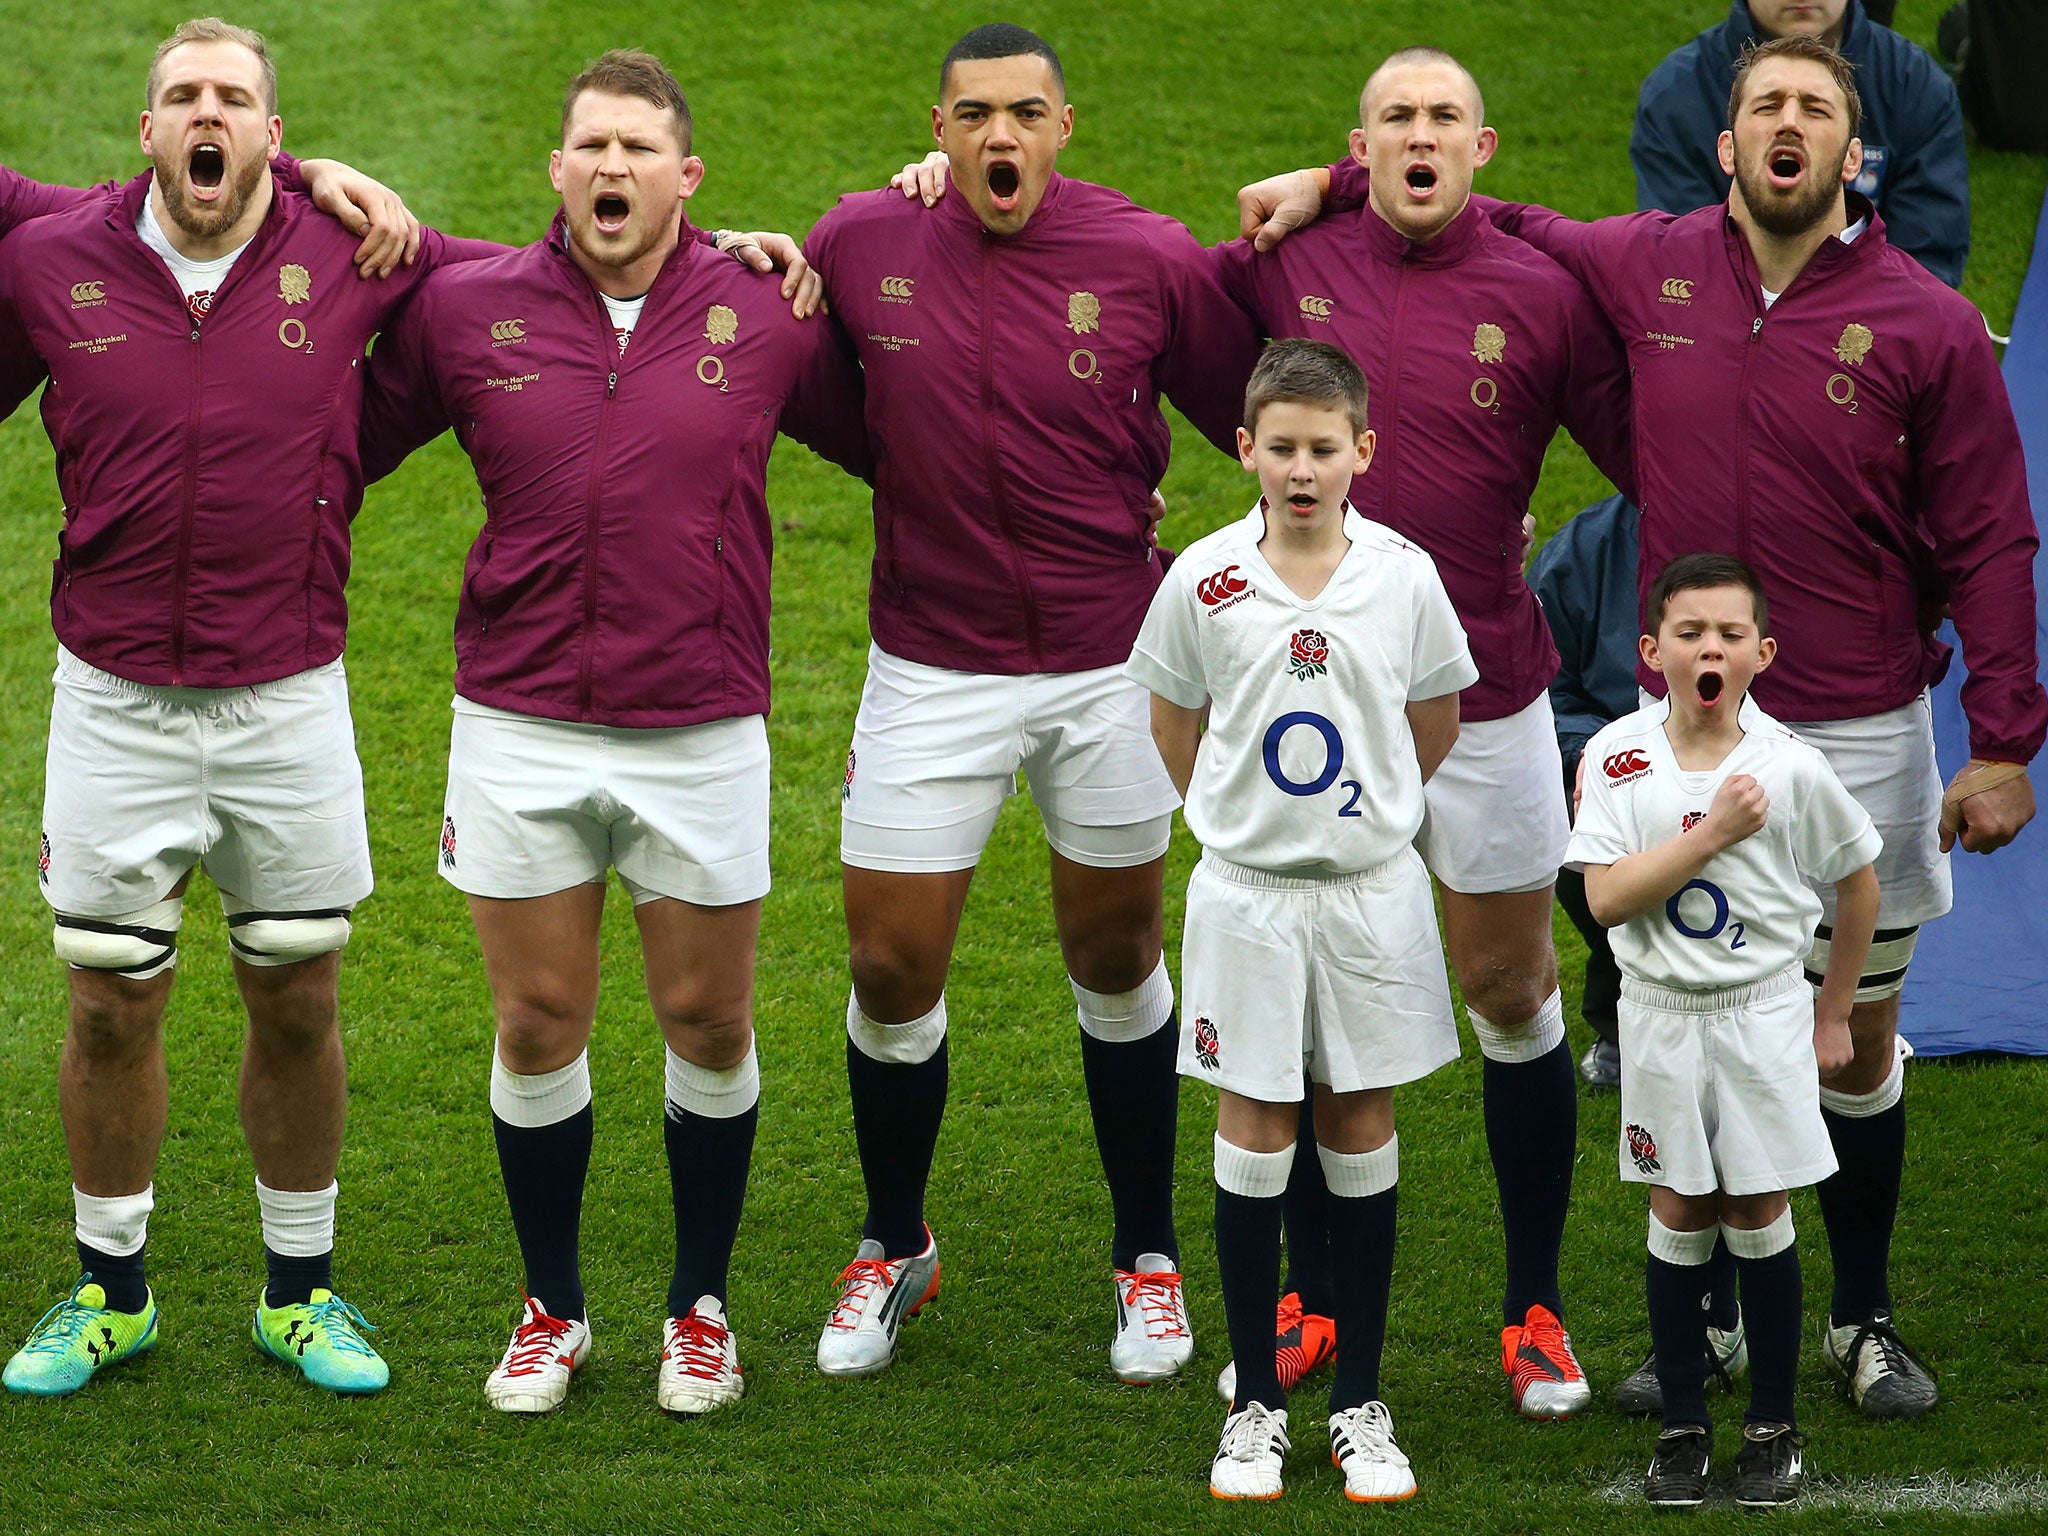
[664,1042,761,1120]
[1722,1208,1795,1260]
[1213,1135,1294,1198]
[1647,1213,1718,1266]
[256,1178,338,1257]
[1470,989,1566,1063]
[74,1185,153,1257]
[490,1047,593,1127]
[1819,1054,1904,1118]
[1072,958,1174,1042]
[846,991,947,1065]
[1317,1135,1399,1198]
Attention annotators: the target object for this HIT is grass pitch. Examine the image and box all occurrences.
[1,3,2044,1532]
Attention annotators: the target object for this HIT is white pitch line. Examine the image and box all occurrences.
[1593,1470,2048,1513]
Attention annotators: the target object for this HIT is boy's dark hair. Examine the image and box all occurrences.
[1647,552,1770,635]
[1242,338,1370,437]
[564,49,692,153]
[1728,34,1861,140]
[941,24,1064,100]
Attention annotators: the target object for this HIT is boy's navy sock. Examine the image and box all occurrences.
[1216,1181,1288,1413]
[1730,1237,1802,1427]
[1647,1250,1715,1431]
[1325,1180,1397,1412]
[76,1240,149,1314]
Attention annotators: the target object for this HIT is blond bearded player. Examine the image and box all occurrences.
[0,17,510,1397]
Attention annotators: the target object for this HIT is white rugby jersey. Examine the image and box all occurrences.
[1127,502,1475,875]
[1566,696,1883,991]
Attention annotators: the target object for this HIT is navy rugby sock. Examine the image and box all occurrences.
[263,1247,332,1308]
[1325,1181,1396,1412]
[1646,1252,1714,1432]
[76,1240,148,1314]
[1279,1097,1337,1318]
[848,1037,947,1260]
[493,1103,593,1322]
[1079,1015,1180,1271]
[1704,1236,1740,1332]
[1816,1097,1904,1324]
[664,1099,757,1315]
[1732,1242,1802,1428]
[1483,1038,1576,1324]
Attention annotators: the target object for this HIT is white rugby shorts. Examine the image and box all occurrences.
[1617,966,1838,1197]
[1415,693,1569,896]
[840,644,1179,873]
[1178,849,1461,1102]
[41,647,372,916]
[442,697,769,906]
[1787,694,1950,930]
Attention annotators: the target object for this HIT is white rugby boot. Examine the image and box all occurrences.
[1329,1400,1417,1502]
[1110,1254,1193,1383]
[657,1296,744,1414]
[1209,1402,1290,1500]
[815,1228,940,1378]
[483,1295,590,1414]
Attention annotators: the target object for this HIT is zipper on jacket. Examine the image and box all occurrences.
[1733,312,1763,568]
[168,322,204,680]
[1376,257,1413,527]
[576,360,620,718]
[979,238,1042,668]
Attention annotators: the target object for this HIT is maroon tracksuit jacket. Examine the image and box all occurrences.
[805,174,1264,675]
[359,218,870,727]
[0,169,501,686]
[1213,198,1636,723]
[1324,163,2043,763]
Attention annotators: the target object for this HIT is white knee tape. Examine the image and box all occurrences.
[1470,990,1566,1064]
[74,1185,154,1257]
[53,897,184,978]
[1647,1214,1718,1266]
[665,1042,761,1120]
[1722,1209,1794,1259]
[1807,925,1917,1003]
[1317,1134,1397,1198]
[1214,1134,1294,1198]
[847,991,947,1065]
[1819,1054,1904,1119]
[221,893,352,967]
[490,1048,592,1127]
[1072,958,1174,1043]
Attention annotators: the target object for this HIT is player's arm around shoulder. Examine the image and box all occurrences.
[1582,755,1769,929]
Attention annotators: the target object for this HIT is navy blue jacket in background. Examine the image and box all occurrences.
[1630,0,1968,286]
[1532,495,1641,780]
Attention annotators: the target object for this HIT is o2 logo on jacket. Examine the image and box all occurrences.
[1196,564,1252,611]
[1603,748,1651,785]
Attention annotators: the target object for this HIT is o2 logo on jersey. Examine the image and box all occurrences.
[1193,1017,1221,1071]
[1262,711,1366,819]
[1286,628,1329,682]
[1603,749,1652,786]
[1196,564,1252,612]
[1666,878,1746,950]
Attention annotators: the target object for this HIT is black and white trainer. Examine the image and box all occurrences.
[1732,1422,1806,1508]
[1615,1312,1748,1415]
[1643,1425,1713,1508]
[1822,1310,1938,1419]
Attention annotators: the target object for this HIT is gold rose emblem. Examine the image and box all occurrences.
[1066,291,1101,335]
[278,264,311,306]
[1472,323,1506,365]
[705,305,739,345]
[1833,323,1874,367]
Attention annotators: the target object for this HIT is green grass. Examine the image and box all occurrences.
[2,2,2044,1532]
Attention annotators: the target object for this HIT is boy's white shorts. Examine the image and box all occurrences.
[442,697,769,907]
[1617,966,1838,1197]
[42,647,371,916]
[1415,693,1570,896]
[1178,849,1461,1102]
[839,643,1178,873]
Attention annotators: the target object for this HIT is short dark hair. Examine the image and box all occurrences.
[1647,552,1770,635]
[940,23,1064,101]
[563,49,692,154]
[1360,46,1484,125]
[1242,338,1370,437]
[1727,34,1861,140]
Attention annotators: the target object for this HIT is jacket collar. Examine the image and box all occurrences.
[111,165,293,258]
[545,208,706,296]
[1721,190,1886,291]
[936,168,1071,240]
[1348,188,1488,268]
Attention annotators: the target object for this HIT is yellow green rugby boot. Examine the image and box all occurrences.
[4,1278,158,1396]
[252,1287,389,1394]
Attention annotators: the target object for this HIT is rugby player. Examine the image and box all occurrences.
[0,16,507,1397]
[1246,33,2042,1419]
[360,48,868,1416]
[801,22,1262,1381]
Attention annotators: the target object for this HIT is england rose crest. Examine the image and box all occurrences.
[1287,628,1329,682]
[440,816,458,869]
[842,747,857,802]
[1193,1016,1220,1071]
[1625,1123,1661,1176]
[38,830,51,886]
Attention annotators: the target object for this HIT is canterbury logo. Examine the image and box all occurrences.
[70,281,105,305]
[1659,278,1694,301]
[489,319,526,342]
[880,276,915,299]
[1196,565,1249,606]
[1603,749,1652,781]
[1298,295,1334,319]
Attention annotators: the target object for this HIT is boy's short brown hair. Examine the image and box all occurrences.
[1647,551,1771,635]
[563,49,692,153]
[1242,338,1370,437]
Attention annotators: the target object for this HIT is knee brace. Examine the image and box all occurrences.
[1806,924,1917,1003]
[221,894,353,967]
[53,896,184,979]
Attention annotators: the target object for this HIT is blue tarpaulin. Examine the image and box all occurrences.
[1900,184,2048,1056]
